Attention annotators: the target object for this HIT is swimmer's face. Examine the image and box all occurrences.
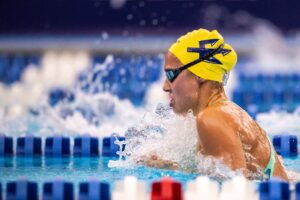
[163,51,201,115]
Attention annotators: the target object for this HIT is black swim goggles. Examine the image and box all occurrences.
[165,44,224,83]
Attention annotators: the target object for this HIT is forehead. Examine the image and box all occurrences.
[164,51,183,70]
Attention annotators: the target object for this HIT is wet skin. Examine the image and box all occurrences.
[160,51,288,180]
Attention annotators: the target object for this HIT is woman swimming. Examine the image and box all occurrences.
[143,28,287,180]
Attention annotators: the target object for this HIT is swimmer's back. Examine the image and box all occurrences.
[197,100,288,180]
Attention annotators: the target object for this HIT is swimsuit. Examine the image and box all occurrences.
[263,136,276,178]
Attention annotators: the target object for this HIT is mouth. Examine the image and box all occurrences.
[170,99,174,107]
[169,95,174,107]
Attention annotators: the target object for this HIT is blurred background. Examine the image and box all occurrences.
[0,0,300,136]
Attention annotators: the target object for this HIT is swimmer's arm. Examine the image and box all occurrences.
[196,110,248,174]
[136,153,179,170]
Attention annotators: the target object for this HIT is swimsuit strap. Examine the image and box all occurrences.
[263,136,276,178]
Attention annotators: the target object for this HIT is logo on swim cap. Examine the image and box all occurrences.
[187,39,232,65]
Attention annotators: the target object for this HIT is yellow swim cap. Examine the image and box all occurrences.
[168,28,238,83]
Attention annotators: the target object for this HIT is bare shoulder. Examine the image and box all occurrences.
[196,105,232,130]
[197,101,249,130]
[196,104,248,170]
[196,105,243,156]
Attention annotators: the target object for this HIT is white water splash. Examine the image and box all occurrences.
[0,53,145,137]
[0,51,90,117]
[108,103,245,181]
[256,108,300,137]
[121,104,198,169]
[196,154,244,182]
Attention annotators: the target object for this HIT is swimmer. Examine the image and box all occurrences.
[143,28,288,180]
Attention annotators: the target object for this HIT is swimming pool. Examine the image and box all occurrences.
[1,52,300,199]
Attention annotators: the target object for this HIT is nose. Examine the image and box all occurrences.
[163,79,171,92]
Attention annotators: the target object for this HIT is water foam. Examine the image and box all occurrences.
[108,103,244,181]
[256,109,300,137]
[0,53,145,137]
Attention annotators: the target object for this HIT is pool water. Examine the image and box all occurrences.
[0,155,300,191]
[282,156,300,174]
[0,157,199,191]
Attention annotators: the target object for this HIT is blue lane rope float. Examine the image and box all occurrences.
[16,135,42,157]
[0,135,125,158]
[6,179,38,200]
[0,134,13,157]
[74,135,99,157]
[45,136,70,157]
[272,134,298,157]
[79,180,110,200]
[259,178,290,200]
[296,182,300,200]
[43,180,74,200]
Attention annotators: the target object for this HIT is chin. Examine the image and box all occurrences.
[172,106,188,115]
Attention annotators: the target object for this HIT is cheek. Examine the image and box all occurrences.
[174,80,198,98]
[173,82,199,110]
